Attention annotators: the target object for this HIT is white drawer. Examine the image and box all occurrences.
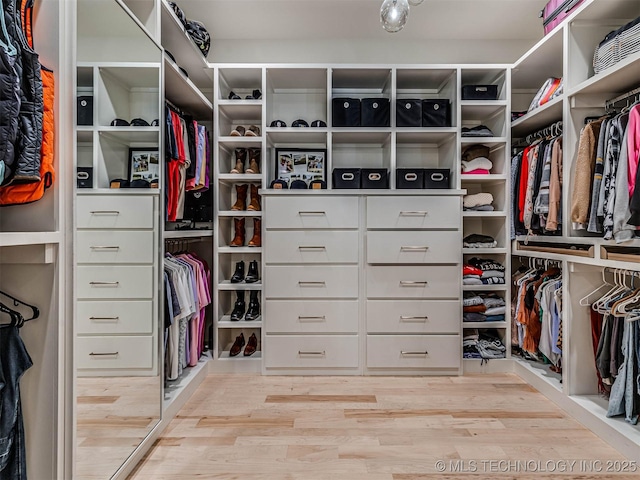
[366,300,460,334]
[366,230,460,264]
[265,230,359,264]
[77,195,155,229]
[76,301,153,335]
[265,300,358,333]
[265,196,359,229]
[76,335,154,370]
[76,230,155,264]
[265,265,358,299]
[367,335,460,369]
[77,265,154,299]
[366,265,460,299]
[366,196,460,229]
[265,335,358,369]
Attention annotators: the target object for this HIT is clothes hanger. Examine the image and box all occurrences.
[0,301,24,328]
[593,269,625,313]
[0,290,39,324]
[580,268,613,306]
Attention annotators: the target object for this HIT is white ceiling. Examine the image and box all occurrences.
[178,0,550,42]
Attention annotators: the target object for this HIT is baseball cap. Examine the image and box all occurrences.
[310,120,327,127]
[130,118,151,127]
[130,179,151,188]
[110,118,130,126]
[308,179,327,189]
[270,120,287,127]
[292,119,309,127]
[110,178,129,188]
[270,179,288,189]
[290,179,308,189]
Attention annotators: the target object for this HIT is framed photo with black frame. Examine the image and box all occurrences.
[275,148,326,187]
[128,148,160,183]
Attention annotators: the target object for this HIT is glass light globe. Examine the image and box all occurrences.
[408,0,424,5]
[380,0,409,33]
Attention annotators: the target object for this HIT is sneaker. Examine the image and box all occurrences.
[228,91,241,100]
[230,125,246,136]
[245,125,261,136]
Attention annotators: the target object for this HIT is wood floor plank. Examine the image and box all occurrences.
[77,396,119,404]
[265,395,377,403]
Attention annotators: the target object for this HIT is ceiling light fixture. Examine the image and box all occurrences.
[380,0,423,33]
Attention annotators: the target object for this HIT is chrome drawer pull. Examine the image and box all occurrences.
[400,246,429,251]
[89,281,120,286]
[89,316,120,321]
[90,210,120,215]
[400,316,428,322]
[298,281,326,286]
[89,352,119,356]
[298,315,326,321]
[90,246,120,251]
[298,246,326,250]
[298,351,326,356]
[400,281,428,286]
[401,351,429,356]
[298,211,326,215]
[399,211,428,216]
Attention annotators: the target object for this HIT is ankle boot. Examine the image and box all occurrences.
[245,291,260,321]
[230,332,245,356]
[230,217,245,247]
[247,184,261,211]
[246,148,261,174]
[230,261,245,283]
[230,290,246,321]
[231,184,248,211]
[245,260,260,283]
[248,218,261,247]
[243,333,258,356]
[230,148,247,174]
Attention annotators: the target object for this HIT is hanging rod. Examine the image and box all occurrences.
[164,237,206,244]
[524,120,563,145]
[605,86,640,111]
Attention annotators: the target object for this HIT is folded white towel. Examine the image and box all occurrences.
[463,192,494,208]
[461,157,493,172]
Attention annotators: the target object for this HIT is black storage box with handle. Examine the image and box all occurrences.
[361,98,390,127]
[396,99,422,127]
[461,85,499,100]
[332,98,361,127]
[422,99,451,127]
[77,96,93,126]
[396,168,424,189]
[361,168,389,189]
[423,169,450,189]
[332,168,361,189]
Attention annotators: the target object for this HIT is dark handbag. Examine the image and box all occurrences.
[332,98,361,127]
[361,98,390,127]
[422,99,451,127]
[396,99,422,127]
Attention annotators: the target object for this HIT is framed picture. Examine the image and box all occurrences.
[275,148,326,187]
[128,148,160,183]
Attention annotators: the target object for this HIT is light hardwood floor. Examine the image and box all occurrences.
[128,374,632,479]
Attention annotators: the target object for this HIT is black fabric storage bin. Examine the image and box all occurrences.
[361,168,389,189]
[184,188,214,222]
[361,98,390,127]
[461,85,499,100]
[77,167,93,188]
[332,98,361,127]
[424,169,450,189]
[396,168,424,189]
[77,96,93,125]
[396,99,422,127]
[422,99,451,127]
[332,168,361,189]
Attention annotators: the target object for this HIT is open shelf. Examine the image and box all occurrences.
[218,100,263,121]
[266,128,328,144]
[218,174,264,184]
[97,126,159,143]
[463,211,507,218]
[462,321,507,329]
[395,128,457,144]
[218,211,262,217]
[0,231,61,248]
[218,281,262,290]
[218,351,262,361]
[568,52,640,97]
[163,230,213,239]
[164,54,212,119]
[218,246,263,254]
[460,101,507,119]
[512,26,564,91]
[463,285,508,292]
[460,137,508,145]
[218,315,262,328]
[331,129,392,145]
[511,95,564,138]
[463,247,507,255]
[460,174,507,183]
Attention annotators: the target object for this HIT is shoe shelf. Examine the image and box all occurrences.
[218,351,262,361]
[218,316,262,327]
[218,281,262,290]
[162,230,213,239]
[218,173,264,184]
[266,128,328,145]
[96,126,160,143]
[218,101,263,121]
[218,211,262,217]
[218,246,262,254]
[217,136,263,149]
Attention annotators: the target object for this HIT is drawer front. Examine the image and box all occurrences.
[366,300,460,334]
[366,230,460,264]
[77,195,155,229]
[265,196,359,229]
[265,300,358,333]
[77,265,154,299]
[367,335,460,369]
[265,230,359,264]
[366,196,460,229]
[76,301,153,335]
[76,230,155,264]
[76,336,154,370]
[265,266,358,299]
[366,265,460,299]
[265,335,358,369]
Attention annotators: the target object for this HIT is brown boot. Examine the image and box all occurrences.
[247,184,261,211]
[230,148,247,174]
[230,218,245,247]
[231,184,248,211]
[246,148,261,174]
[248,218,261,247]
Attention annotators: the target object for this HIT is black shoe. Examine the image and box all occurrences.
[245,290,261,321]
[228,91,241,100]
[230,291,246,321]
[230,261,245,283]
[245,260,260,283]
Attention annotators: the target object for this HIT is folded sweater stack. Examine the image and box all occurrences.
[463,292,506,322]
[463,329,507,359]
[463,192,494,211]
[463,233,497,248]
[463,257,505,285]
